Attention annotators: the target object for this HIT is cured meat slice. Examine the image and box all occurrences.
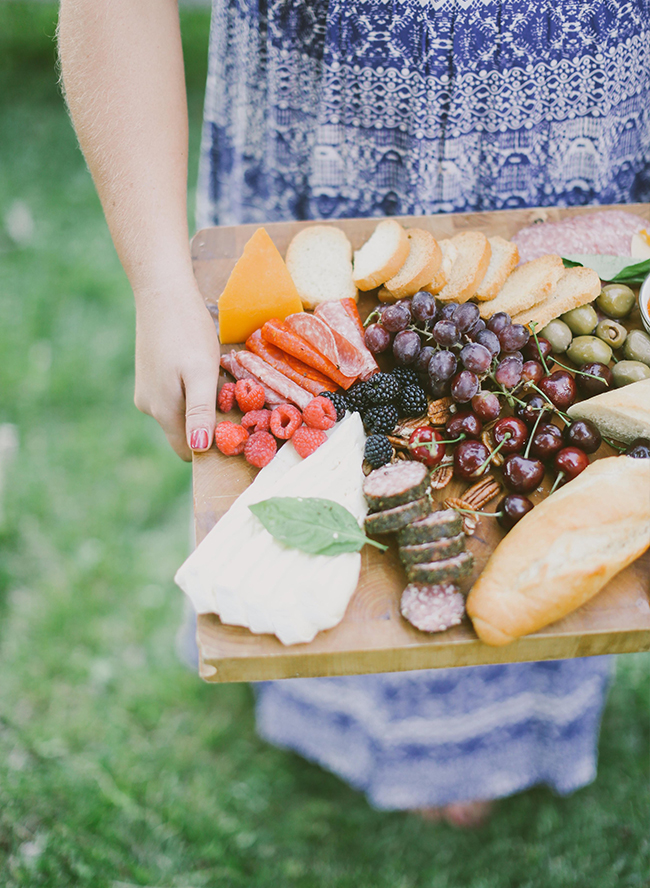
[364,497,431,535]
[363,461,429,512]
[513,210,645,262]
[315,299,379,380]
[397,509,464,545]
[261,319,357,389]
[400,583,465,633]
[235,350,313,410]
[399,533,466,566]
[284,312,365,378]
[245,329,337,395]
[220,351,289,407]
[406,551,474,584]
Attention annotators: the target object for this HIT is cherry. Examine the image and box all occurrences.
[408,427,446,468]
[530,423,564,461]
[446,411,483,440]
[515,394,553,427]
[576,362,613,397]
[497,494,535,530]
[554,447,589,483]
[453,440,490,480]
[563,419,602,454]
[538,370,577,410]
[522,336,552,363]
[521,360,544,385]
[626,437,650,459]
[471,391,501,422]
[502,454,546,493]
[493,416,529,454]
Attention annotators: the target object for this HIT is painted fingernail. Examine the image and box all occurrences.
[189,428,210,451]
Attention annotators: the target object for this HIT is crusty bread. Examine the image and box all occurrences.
[479,254,565,319]
[384,229,442,298]
[377,285,398,303]
[437,231,491,303]
[512,266,601,330]
[352,220,409,291]
[566,377,650,444]
[467,456,650,646]
[286,225,357,309]
[475,236,520,302]
[426,239,458,295]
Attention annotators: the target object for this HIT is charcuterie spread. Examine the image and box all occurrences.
[177,208,650,656]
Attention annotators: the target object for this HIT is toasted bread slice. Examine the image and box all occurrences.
[437,232,491,303]
[377,285,398,303]
[425,239,458,295]
[286,225,357,309]
[353,220,409,291]
[385,229,442,298]
[475,236,520,302]
[479,254,564,319]
[512,266,601,330]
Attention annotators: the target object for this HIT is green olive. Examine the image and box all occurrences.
[595,319,627,350]
[612,360,650,387]
[623,329,650,367]
[566,335,613,367]
[596,284,636,319]
[540,319,573,354]
[561,304,598,336]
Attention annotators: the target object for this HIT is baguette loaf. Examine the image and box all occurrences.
[352,220,409,290]
[512,266,601,330]
[466,457,650,646]
[286,225,357,309]
[566,377,650,443]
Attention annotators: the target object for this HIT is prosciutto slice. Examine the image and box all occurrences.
[315,299,379,380]
[220,352,289,407]
[235,350,314,410]
[284,312,365,378]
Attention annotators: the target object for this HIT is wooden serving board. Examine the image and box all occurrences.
[191,203,650,683]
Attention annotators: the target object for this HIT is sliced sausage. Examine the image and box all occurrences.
[245,329,338,395]
[363,461,429,512]
[284,312,365,378]
[315,300,379,380]
[261,319,357,389]
[364,496,431,535]
[400,583,465,633]
[397,509,463,546]
[406,551,474,584]
[399,533,466,566]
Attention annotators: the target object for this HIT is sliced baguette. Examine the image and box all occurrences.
[566,377,650,444]
[479,254,564,319]
[475,236,520,302]
[286,225,357,309]
[512,266,601,330]
[353,220,409,291]
[437,231,491,303]
[377,285,398,303]
[426,239,458,295]
[384,229,442,298]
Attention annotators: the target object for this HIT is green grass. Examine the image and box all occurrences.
[0,5,648,886]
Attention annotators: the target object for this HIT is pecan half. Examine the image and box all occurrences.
[444,497,478,535]
[481,428,504,467]
[394,416,430,439]
[428,396,455,426]
[462,475,502,510]
[429,464,453,490]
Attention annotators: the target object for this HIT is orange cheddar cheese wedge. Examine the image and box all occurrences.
[218,228,304,344]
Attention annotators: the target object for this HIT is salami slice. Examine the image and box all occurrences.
[235,350,313,410]
[399,533,466,566]
[220,352,289,407]
[397,509,463,546]
[363,461,429,512]
[400,583,465,633]
[284,312,365,378]
[245,329,338,395]
[261,319,357,389]
[315,300,379,380]
[364,496,431,535]
[406,551,474,584]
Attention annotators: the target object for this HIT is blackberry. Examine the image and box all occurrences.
[345,380,370,413]
[362,405,399,435]
[319,390,347,422]
[391,367,419,388]
[364,434,393,469]
[398,384,428,418]
[365,372,400,406]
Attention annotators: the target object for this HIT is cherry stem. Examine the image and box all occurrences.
[524,409,545,459]
[550,356,610,384]
[528,383,571,422]
[602,436,627,453]
[550,471,565,494]
[408,434,465,453]
[478,431,512,473]
[454,505,502,517]
[529,322,551,375]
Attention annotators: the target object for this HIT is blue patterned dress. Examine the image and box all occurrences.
[196,0,649,809]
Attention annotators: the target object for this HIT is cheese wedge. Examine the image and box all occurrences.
[218,227,303,344]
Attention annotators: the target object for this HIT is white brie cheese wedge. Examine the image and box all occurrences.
[174,413,368,645]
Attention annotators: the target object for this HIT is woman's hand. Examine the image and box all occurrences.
[134,283,220,461]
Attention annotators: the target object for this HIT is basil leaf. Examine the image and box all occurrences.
[562,254,650,284]
[249,497,387,556]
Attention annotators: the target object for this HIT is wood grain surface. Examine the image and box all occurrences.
[190,204,650,683]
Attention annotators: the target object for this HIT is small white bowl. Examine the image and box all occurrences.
[640,274,650,336]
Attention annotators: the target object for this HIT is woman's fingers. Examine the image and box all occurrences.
[183,366,218,455]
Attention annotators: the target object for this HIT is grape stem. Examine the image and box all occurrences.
[523,409,545,459]
[363,308,382,328]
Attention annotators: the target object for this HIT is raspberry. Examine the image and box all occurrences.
[292,425,327,458]
[241,409,271,433]
[235,378,265,412]
[217,382,236,413]
[270,404,302,439]
[244,431,277,468]
[319,390,347,421]
[214,421,249,456]
[302,395,337,430]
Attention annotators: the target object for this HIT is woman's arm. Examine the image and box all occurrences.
[58,0,219,460]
